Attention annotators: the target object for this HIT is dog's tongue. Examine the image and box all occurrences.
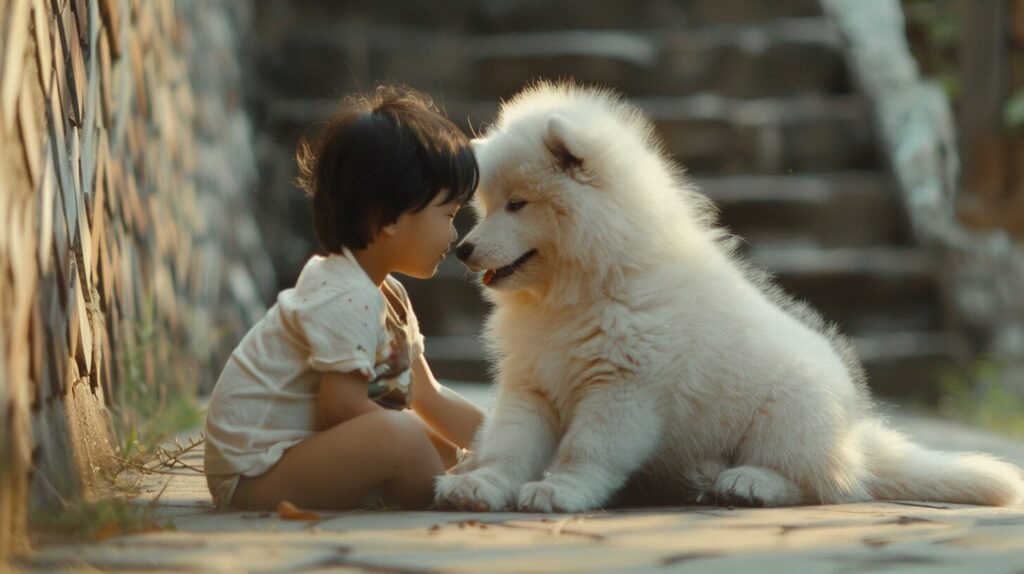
[482,269,495,285]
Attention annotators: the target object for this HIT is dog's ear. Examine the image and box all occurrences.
[544,115,584,174]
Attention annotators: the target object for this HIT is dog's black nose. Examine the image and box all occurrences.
[455,242,475,262]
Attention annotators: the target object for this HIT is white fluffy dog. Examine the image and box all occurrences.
[435,82,1024,512]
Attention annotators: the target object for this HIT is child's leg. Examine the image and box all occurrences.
[403,410,460,469]
[231,410,445,511]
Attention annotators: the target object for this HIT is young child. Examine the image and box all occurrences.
[203,85,484,511]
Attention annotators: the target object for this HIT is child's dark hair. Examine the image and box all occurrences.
[296,85,478,252]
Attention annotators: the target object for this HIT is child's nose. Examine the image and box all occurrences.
[455,242,474,262]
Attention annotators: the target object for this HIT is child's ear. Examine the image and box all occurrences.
[380,222,399,238]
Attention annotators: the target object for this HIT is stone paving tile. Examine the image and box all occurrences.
[343,545,660,573]
[23,541,345,573]
[163,512,330,535]
[290,564,366,568]
[23,500,1024,572]
[135,477,214,509]
[633,546,1024,574]
[136,504,212,521]
[314,509,555,531]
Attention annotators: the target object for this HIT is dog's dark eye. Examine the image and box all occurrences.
[506,200,528,213]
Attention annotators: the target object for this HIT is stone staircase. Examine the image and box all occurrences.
[250,0,956,400]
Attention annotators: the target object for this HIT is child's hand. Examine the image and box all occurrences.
[447,448,478,475]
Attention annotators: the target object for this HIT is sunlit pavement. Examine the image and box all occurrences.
[20,383,1024,573]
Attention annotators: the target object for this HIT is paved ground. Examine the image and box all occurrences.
[17,383,1024,573]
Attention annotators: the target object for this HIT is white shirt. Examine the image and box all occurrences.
[203,248,425,477]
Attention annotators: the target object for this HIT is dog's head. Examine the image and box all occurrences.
[456,82,708,304]
[454,113,585,295]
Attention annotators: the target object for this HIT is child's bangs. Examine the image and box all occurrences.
[416,136,479,210]
[437,143,479,206]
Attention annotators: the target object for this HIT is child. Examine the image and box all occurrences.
[203,85,485,511]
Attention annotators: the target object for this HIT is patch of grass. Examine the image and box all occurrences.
[29,436,206,543]
[29,292,209,545]
[114,294,204,460]
[1002,88,1024,132]
[29,495,175,544]
[902,0,961,101]
[937,358,1024,439]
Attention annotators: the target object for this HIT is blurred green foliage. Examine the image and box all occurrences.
[1003,89,1024,131]
[903,0,1023,132]
[938,359,1024,439]
[903,0,961,100]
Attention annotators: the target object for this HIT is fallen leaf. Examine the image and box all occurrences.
[92,523,120,541]
[277,501,322,522]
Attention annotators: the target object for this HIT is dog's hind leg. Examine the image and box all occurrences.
[712,466,805,507]
[680,460,726,503]
[732,382,873,505]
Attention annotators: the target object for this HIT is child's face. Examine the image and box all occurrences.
[387,193,460,279]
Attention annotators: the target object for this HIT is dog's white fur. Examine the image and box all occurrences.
[434,82,1024,512]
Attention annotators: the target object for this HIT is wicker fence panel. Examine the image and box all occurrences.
[0,0,268,558]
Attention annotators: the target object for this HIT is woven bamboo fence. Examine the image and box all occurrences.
[0,0,269,558]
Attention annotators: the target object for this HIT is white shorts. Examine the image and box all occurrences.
[207,474,242,511]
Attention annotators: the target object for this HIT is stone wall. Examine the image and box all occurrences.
[0,0,269,558]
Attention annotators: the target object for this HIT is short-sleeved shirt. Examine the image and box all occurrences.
[203,248,425,477]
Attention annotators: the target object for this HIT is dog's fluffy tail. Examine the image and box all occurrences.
[857,419,1024,506]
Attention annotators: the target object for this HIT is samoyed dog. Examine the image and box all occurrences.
[434,82,1024,512]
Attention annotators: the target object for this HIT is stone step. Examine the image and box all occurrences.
[257,19,848,100]
[849,331,956,402]
[471,0,824,31]
[472,20,848,99]
[636,94,876,175]
[744,246,940,333]
[252,0,479,33]
[254,0,822,33]
[407,246,941,346]
[420,329,954,400]
[266,93,876,176]
[699,171,908,247]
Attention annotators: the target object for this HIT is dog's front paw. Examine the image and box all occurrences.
[434,468,517,511]
[517,478,596,513]
[712,466,804,507]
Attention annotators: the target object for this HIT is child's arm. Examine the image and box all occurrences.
[317,371,382,430]
[409,355,484,449]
